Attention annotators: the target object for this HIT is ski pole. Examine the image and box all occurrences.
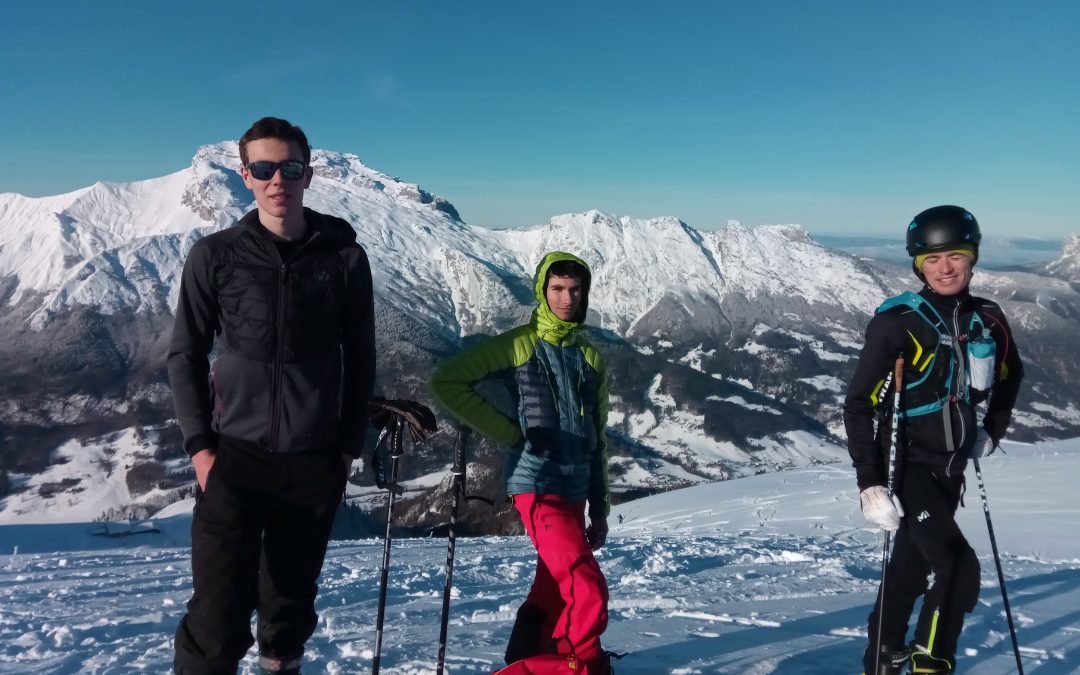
[373,415,405,675]
[437,426,472,675]
[972,457,1024,674]
[874,357,903,675]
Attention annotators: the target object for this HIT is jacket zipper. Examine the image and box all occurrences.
[267,231,320,452]
[269,260,288,452]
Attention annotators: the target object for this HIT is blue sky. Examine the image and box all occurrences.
[2,1,1077,237]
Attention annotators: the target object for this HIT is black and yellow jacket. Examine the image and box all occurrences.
[844,286,1023,489]
[428,252,611,518]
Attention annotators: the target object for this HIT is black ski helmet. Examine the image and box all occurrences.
[906,205,981,272]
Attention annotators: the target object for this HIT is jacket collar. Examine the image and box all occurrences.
[530,306,580,346]
[237,208,357,247]
[919,285,975,313]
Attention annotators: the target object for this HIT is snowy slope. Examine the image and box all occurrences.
[1,437,1077,674]
[0,426,191,525]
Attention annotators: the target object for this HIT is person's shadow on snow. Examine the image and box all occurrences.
[615,567,1080,674]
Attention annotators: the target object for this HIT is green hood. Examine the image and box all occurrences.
[531,251,592,345]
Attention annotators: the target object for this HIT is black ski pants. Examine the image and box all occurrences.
[174,438,347,675]
[868,466,980,664]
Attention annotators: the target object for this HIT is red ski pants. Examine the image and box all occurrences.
[513,493,609,665]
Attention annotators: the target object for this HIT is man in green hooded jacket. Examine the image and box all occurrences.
[430,251,611,674]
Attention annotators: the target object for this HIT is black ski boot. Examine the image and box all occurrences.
[599,649,626,674]
[862,644,909,675]
[504,603,551,664]
[908,644,954,673]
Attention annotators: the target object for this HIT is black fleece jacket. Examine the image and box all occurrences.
[167,208,376,458]
[844,286,1023,489]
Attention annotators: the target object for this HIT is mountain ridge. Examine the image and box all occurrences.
[2,145,1078,530]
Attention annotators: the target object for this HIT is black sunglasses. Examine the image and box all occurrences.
[245,160,307,181]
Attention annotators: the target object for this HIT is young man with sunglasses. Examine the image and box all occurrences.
[168,117,375,675]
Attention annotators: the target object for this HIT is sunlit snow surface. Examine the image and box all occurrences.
[2,440,1078,674]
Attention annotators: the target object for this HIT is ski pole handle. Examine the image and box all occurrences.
[390,415,405,459]
[451,426,471,475]
[886,357,904,494]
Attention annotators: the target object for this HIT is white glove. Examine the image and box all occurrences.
[860,486,904,532]
[970,427,997,459]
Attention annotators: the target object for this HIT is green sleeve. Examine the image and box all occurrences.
[584,345,611,519]
[428,327,532,448]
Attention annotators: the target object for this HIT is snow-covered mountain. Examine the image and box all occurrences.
[1044,233,1080,284]
[2,143,889,335]
[2,144,1079,529]
[817,234,1064,269]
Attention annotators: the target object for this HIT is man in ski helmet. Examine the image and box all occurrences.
[429,252,612,675]
[168,117,376,674]
[844,205,1024,674]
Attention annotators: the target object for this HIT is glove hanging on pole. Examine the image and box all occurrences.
[369,397,439,443]
[367,398,439,494]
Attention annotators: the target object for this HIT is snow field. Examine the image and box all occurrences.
[3,439,1079,673]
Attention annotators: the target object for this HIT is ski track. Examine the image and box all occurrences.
[1,534,1075,674]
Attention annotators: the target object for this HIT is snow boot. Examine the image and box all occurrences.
[908,644,954,673]
[862,643,909,675]
[258,654,302,675]
[505,603,553,664]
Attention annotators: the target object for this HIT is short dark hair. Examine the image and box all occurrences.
[544,260,590,290]
[239,117,311,165]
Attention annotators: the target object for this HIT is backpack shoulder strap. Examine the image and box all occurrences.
[876,290,921,314]
[877,291,949,332]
